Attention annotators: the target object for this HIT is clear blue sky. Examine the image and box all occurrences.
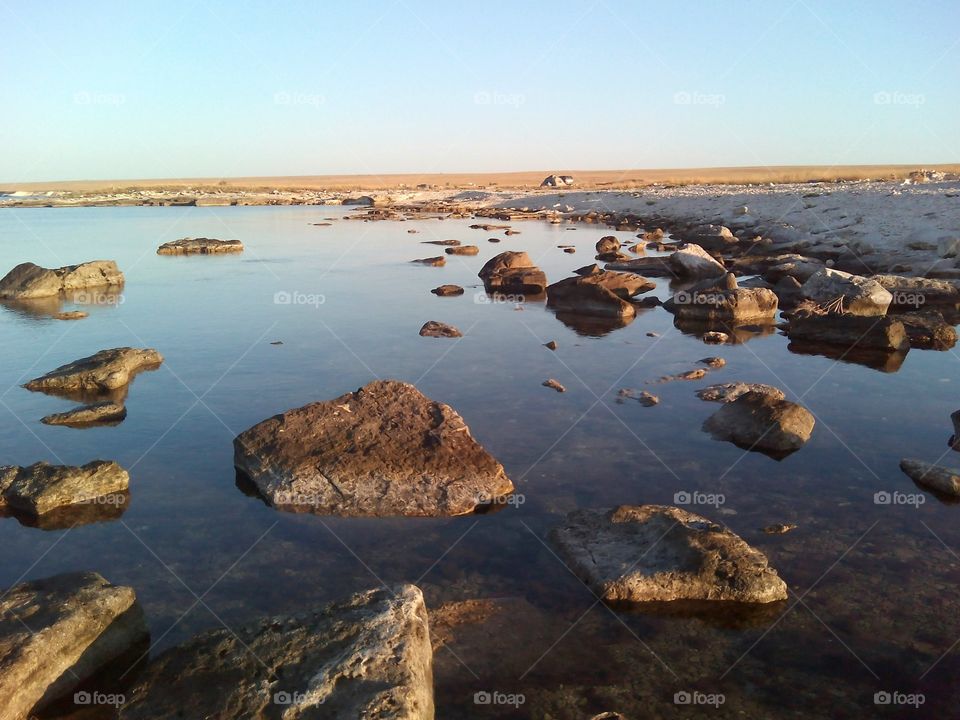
[1,0,957,181]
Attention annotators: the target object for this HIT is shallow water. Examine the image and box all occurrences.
[2,205,959,718]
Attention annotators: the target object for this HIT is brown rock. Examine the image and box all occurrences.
[703,391,815,455]
[156,238,244,255]
[430,285,464,297]
[419,321,462,338]
[25,348,163,396]
[0,261,124,300]
[41,401,127,427]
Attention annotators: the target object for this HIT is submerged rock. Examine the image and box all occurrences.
[41,401,127,427]
[445,245,479,256]
[703,391,814,456]
[550,505,787,603]
[0,260,124,300]
[697,383,785,403]
[430,284,464,297]
[0,571,147,720]
[421,239,460,246]
[419,321,462,338]
[478,251,546,293]
[120,585,433,720]
[542,379,566,393]
[900,459,960,496]
[25,348,163,396]
[52,310,88,321]
[0,460,129,516]
[156,237,244,255]
[800,268,892,316]
[411,256,446,267]
[897,310,957,350]
[233,380,514,516]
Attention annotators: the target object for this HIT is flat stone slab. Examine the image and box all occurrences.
[41,401,127,427]
[234,379,514,516]
[900,459,960,496]
[119,584,433,720]
[550,505,787,603]
[0,460,129,516]
[696,383,786,403]
[0,260,124,300]
[25,347,163,396]
[0,571,147,720]
[156,237,244,255]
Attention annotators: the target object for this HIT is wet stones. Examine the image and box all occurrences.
[549,505,787,603]
[703,391,814,456]
[0,460,129,516]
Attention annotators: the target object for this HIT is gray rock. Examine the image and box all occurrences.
[703,391,815,455]
[120,585,433,720]
[25,348,163,397]
[550,505,787,603]
[411,256,446,267]
[0,260,123,300]
[41,401,127,427]
[233,380,514,516]
[871,274,960,306]
[0,571,147,720]
[0,460,129,516]
[419,321,462,338]
[900,459,960,496]
[669,244,726,279]
[696,383,786,403]
[156,237,244,255]
[800,268,892,315]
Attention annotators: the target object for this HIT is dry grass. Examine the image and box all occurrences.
[3,164,959,193]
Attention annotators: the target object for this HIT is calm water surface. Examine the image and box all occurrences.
[1,206,959,718]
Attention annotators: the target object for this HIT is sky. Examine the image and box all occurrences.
[1,0,958,181]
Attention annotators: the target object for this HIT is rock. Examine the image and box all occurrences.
[419,321,462,338]
[0,571,147,720]
[687,225,738,251]
[897,310,957,350]
[642,228,665,241]
[900,459,960,496]
[660,368,707,382]
[786,311,909,351]
[800,268,892,316]
[120,585,433,720]
[0,460,129,516]
[697,383,786,403]
[444,245,479,256]
[430,285,464,297]
[703,391,815,455]
[478,251,546,293]
[25,348,163,396]
[542,379,565,393]
[233,380,514,516]
[52,311,88,320]
[668,274,778,324]
[871,274,960,306]
[341,195,375,206]
[540,174,574,187]
[421,239,460,246]
[411,256,446,267]
[0,260,123,300]
[488,237,501,243]
[544,340,558,351]
[550,505,787,603]
[702,331,729,344]
[938,236,960,258]
[546,272,654,319]
[41,401,127,427]
[604,256,677,277]
[574,263,602,276]
[669,244,726,280]
[762,257,825,284]
[699,357,726,368]
[563,247,576,254]
[616,388,658,406]
[595,236,620,254]
[762,524,797,535]
[156,237,244,255]
[626,243,645,254]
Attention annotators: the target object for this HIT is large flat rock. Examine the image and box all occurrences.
[120,584,434,720]
[0,460,129,517]
[156,237,244,255]
[0,261,123,300]
[0,571,147,720]
[24,347,163,397]
[234,380,514,516]
[703,390,815,456]
[550,505,787,603]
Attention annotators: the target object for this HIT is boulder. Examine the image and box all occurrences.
[25,348,163,396]
[233,380,514,516]
[419,321,462,338]
[0,261,123,300]
[800,268,892,316]
[547,272,650,319]
[41,401,127,427]
[669,244,726,279]
[430,285,464,297]
[900,459,960,496]
[897,310,957,350]
[478,251,546,293]
[703,391,815,455]
[696,383,786,403]
[0,460,129,516]
[604,256,677,277]
[550,505,787,603]
[156,238,244,255]
[687,225,738,252]
[0,571,147,720]
[595,236,620,254]
[668,273,778,324]
[574,263,602,276]
[444,245,479,256]
[540,175,574,188]
[120,585,432,720]
[786,312,909,351]
[871,274,960,306]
